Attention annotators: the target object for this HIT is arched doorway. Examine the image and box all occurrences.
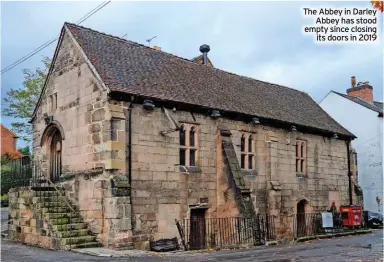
[296,199,308,237]
[40,122,64,184]
[49,129,62,182]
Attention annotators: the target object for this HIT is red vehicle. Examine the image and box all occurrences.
[340,205,362,227]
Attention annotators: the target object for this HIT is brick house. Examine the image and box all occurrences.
[26,23,361,249]
[1,124,19,156]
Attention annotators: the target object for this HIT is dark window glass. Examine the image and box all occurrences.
[190,127,195,147]
[190,149,196,166]
[300,159,304,173]
[180,149,186,166]
[296,142,299,157]
[241,135,245,152]
[248,136,252,153]
[241,154,245,169]
[248,155,253,169]
[180,127,186,146]
[301,143,304,157]
[296,159,299,172]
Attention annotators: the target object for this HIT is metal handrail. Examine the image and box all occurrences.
[33,160,76,213]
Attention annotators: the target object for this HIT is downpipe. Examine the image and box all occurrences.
[346,140,353,206]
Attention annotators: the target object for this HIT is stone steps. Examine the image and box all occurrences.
[45,212,81,219]
[49,217,83,225]
[36,189,100,249]
[42,206,77,213]
[57,235,97,245]
[55,229,91,238]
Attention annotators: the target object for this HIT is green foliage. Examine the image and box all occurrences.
[18,146,31,156]
[1,194,9,207]
[1,163,12,195]
[3,56,51,143]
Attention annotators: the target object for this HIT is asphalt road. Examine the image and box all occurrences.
[1,230,383,262]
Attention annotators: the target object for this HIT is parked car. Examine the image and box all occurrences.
[366,211,383,228]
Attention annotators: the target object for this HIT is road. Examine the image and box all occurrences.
[1,230,382,262]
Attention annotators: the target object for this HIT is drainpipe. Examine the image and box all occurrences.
[346,140,353,206]
[128,98,133,185]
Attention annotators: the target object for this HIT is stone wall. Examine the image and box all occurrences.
[108,102,359,244]
[31,28,132,249]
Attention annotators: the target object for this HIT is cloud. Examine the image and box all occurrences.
[1,1,383,147]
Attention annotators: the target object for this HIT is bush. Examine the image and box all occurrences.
[1,163,12,195]
[1,194,8,207]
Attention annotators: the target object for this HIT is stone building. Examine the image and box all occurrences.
[11,23,361,250]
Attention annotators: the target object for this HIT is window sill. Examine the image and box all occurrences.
[179,166,201,173]
[296,173,308,178]
[241,169,257,176]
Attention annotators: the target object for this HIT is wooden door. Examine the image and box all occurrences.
[50,130,62,183]
[189,208,206,250]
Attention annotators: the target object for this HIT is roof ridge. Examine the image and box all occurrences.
[64,22,306,96]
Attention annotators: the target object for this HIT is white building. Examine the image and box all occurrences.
[320,77,383,213]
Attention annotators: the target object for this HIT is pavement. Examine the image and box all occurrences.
[1,207,8,236]
[1,205,383,261]
[1,230,382,261]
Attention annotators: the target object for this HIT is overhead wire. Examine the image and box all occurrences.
[1,1,111,74]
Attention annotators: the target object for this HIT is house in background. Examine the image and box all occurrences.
[320,77,383,213]
[1,124,19,156]
[8,23,361,250]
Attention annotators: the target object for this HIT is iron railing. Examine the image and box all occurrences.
[10,156,32,188]
[176,215,276,250]
[293,212,345,238]
[9,158,77,249]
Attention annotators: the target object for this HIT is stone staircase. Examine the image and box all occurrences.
[13,187,101,250]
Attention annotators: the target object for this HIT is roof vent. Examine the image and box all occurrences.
[199,44,210,65]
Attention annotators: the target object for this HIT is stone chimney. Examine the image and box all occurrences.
[346,76,373,102]
[153,45,161,51]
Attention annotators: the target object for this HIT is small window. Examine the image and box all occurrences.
[180,126,186,146]
[296,140,307,173]
[190,149,196,166]
[53,93,57,110]
[240,133,255,170]
[180,148,186,166]
[190,127,195,147]
[179,124,198,167]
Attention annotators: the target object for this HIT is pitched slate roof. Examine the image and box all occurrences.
[65,23,354,137]
[332,91,383,115]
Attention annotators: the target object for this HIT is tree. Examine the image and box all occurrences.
[371,1,384,12]
[3,57,51,143]
[18,146,31,156]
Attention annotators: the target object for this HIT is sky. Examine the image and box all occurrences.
[1,1,383,148]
